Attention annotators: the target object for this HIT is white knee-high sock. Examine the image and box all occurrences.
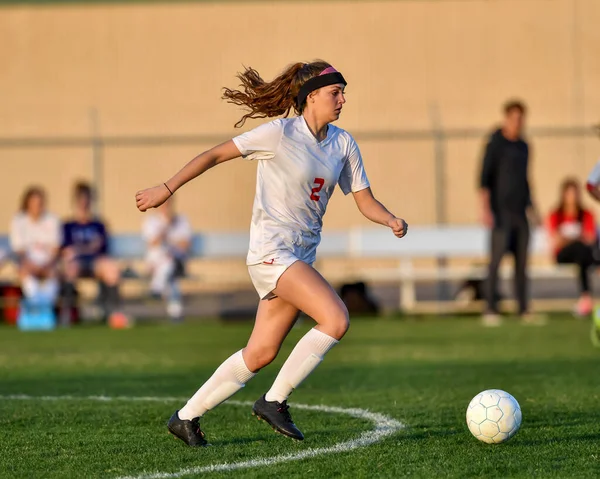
[178,350,255,420]
[265,328,338,403]
[22,276,40,300]
[150,257,174,295]
[39,278,59,304]
[22,276,58,305]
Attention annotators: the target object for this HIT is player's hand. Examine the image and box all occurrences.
[388,217,408,238]
[527,207,542,228]
[23,260,43,277]
[135,184,171,212]
[62,246,77,261]
[482,208,494,229]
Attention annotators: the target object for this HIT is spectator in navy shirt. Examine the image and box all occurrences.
[61,181,125,323]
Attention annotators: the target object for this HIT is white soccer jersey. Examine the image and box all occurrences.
[142,213,192,254]
[587,159,600,187]
[233,116,370,265]
[10,212,61,266]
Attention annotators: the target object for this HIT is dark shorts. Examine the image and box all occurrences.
[77,258,97,278]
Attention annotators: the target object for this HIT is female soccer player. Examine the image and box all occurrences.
[135,60,408,446]
[585,123,600,345]
[586,124,600,202]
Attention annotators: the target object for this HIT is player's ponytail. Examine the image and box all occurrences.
[222,60,332,128]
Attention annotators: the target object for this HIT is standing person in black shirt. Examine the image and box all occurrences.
[479,100,541,326]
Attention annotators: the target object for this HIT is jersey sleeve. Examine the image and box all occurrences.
[178,216,193,240]
[582,210,597,238]
[546,211,559,233]
[98,222,109,255]
[62,222,73,249]
[338,136,370,195]
[49,215,62,249]
[9,215,25,253]
[479,137,497,190]
[142,216,161,242]
[232,120,283,161]
[587,159,600,187]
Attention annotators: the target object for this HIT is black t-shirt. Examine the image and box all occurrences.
[479,129,531,218]
[62,219,108,262]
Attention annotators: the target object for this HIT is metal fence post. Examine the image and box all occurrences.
[431,105,451,309]
[89,108,103,216]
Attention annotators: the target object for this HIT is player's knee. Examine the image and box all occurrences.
[328,305,350,340]
[243,345,279,372]
[64,262,79,280]
[99,259,120,284]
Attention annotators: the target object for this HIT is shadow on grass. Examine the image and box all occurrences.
[2,357,599,399]
[516,432,600,446]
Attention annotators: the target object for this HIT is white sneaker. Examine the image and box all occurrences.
[482,313,502,327]
[520,313,547,326]
[167,300,183,321]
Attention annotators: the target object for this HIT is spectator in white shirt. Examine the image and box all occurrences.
[10,186,61,306]
[142,197,192,320]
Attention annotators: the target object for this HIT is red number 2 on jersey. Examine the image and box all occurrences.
[310,178,325,201]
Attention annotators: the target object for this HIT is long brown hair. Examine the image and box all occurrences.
[20,186,46,213]
[554,177,584,222]
[222,60,332,128]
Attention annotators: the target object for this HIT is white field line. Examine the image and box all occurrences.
[0,395,405,478]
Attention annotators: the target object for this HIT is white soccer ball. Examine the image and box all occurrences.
[466,389,522,444]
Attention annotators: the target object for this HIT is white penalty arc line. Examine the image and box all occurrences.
[1,394,405,479]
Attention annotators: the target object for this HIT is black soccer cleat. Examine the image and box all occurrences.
[167,410,208,447]
[252,395,304,441]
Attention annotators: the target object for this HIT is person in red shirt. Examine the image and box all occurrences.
[547,178,598,316]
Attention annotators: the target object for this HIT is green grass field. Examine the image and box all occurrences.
[1,316,599,478]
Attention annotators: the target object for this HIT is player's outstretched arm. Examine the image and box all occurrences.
[588,184,600,203]
[585,125,600,202]
[135,140,242,212]
[586,159,600,203]
[352,187,408,238]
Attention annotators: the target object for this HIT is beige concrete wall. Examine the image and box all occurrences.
[1,0,599,234]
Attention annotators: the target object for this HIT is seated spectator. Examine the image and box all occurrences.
[0,247,8,268]
[142,197,192,321]
[10,186,61,308]
[61,181,126,324]
[547,178,599,316]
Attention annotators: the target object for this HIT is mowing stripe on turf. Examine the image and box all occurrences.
[0,394,405,478]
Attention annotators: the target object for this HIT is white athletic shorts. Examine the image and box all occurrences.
[248,249,315,300]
